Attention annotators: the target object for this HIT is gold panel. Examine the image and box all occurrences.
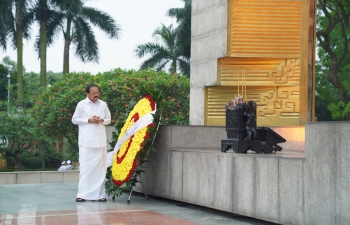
[206,86,300,126]
[203,0,312,126]
[229,0,302,58]
[217,57,300,86]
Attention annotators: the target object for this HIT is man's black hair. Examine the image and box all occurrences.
[85,84,100,93]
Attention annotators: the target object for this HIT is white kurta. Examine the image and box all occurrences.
[72,97,111,200]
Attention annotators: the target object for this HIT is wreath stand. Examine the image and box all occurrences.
[111,174,149,204]
[124,114,161,204]
[111,110,161,204]
[126,174,149,204]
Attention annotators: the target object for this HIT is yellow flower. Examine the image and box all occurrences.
[111,96,155,185]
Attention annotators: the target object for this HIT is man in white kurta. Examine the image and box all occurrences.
[72,84,111,202]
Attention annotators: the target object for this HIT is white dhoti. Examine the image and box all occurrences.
[77,146,107,200]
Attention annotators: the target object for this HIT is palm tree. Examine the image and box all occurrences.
[0,0,33,98]
[52,0,121,75]
[135,24,190,75]
[167,0,191,59]
[29,0,64,87]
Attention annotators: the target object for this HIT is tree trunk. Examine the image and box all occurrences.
[13,156,24,171]
[63,17,72,76]
[172,60,176,74]
[63,39,71,75]
[40,20,47,87]
[15,0,24,100]
[16,33,23,99]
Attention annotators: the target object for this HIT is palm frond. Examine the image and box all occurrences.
[177,58,190,76]
[156,60,169,71]
[153,24,177,49]
[139,56,169,71]
[167,0,191,59]
[0,3,12,50]
[10,24,17,50]
[82,6,120,39]
[135,43,169,58]
[51,0,83,14]
[72,16,99,63]
[135,22,189,74]
[0,0,16,51]
[167,0,191,23]
[46,11,65,46]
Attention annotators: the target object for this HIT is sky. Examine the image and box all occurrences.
[0,0,184,74]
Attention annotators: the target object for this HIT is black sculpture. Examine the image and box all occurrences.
[243,101,257,141]
[221,100,286,154]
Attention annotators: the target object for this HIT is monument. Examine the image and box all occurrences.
[190,0,316,126]
[133,1,350,225]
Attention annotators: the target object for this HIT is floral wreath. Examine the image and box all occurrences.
[111,95,156,186]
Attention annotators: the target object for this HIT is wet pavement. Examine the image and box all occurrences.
[0,183,278,225]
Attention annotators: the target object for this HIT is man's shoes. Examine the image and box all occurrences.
[76,198,85,202]
[91,198,107,202]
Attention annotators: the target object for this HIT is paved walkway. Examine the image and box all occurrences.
[0,183,278,225]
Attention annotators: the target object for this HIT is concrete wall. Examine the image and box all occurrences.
[135,123,350,225]
[190,0,228,125]
[0,171,79,185]
[304,122,350,225]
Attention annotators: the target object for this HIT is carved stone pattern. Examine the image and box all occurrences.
[257,86,299,118]
[269,59,300,84]
[227,131,245,140]
[226,111,237,129]
[218,58,300,87]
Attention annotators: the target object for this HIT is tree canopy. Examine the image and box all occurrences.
[29,0,65,87]
[316,0,350,120]
[135,24,190,76]
[32,69,190,151]
[51,0,121,75]
[0,0,33,98]
[167,0,191,59]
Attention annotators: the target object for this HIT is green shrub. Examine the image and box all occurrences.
[0,113,47,170]
[22,157,42,169]
[32,68,190,150]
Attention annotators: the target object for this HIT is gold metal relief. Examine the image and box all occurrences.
[271,59,300,84]
[229,0,302,58]
[206,86,300,126]
[258,86,300,118]
[203,0,314,126]
[218,58,300,86]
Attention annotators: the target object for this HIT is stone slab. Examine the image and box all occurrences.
[197,153,216,208]
[171,126,225,149]
[63,171,79,183]
[232,155,255,216]
[192,0,227,13]
[305,122,336,225]
[105,126,116,149]
[17,172,40,184]
[255,157,279,223]
[334,123,350,225]
[154,129,172,198]
[0,173,16,184]
[110,124,350,225]
[191,29,227,62]
[190,88,205,125]
[182,152,199,204]
[40,171,64,183]
[279,159,305,225]
[190,59,218,87]
[192,2,227,38]
[214,154,234,212]
[170,151,183,200]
